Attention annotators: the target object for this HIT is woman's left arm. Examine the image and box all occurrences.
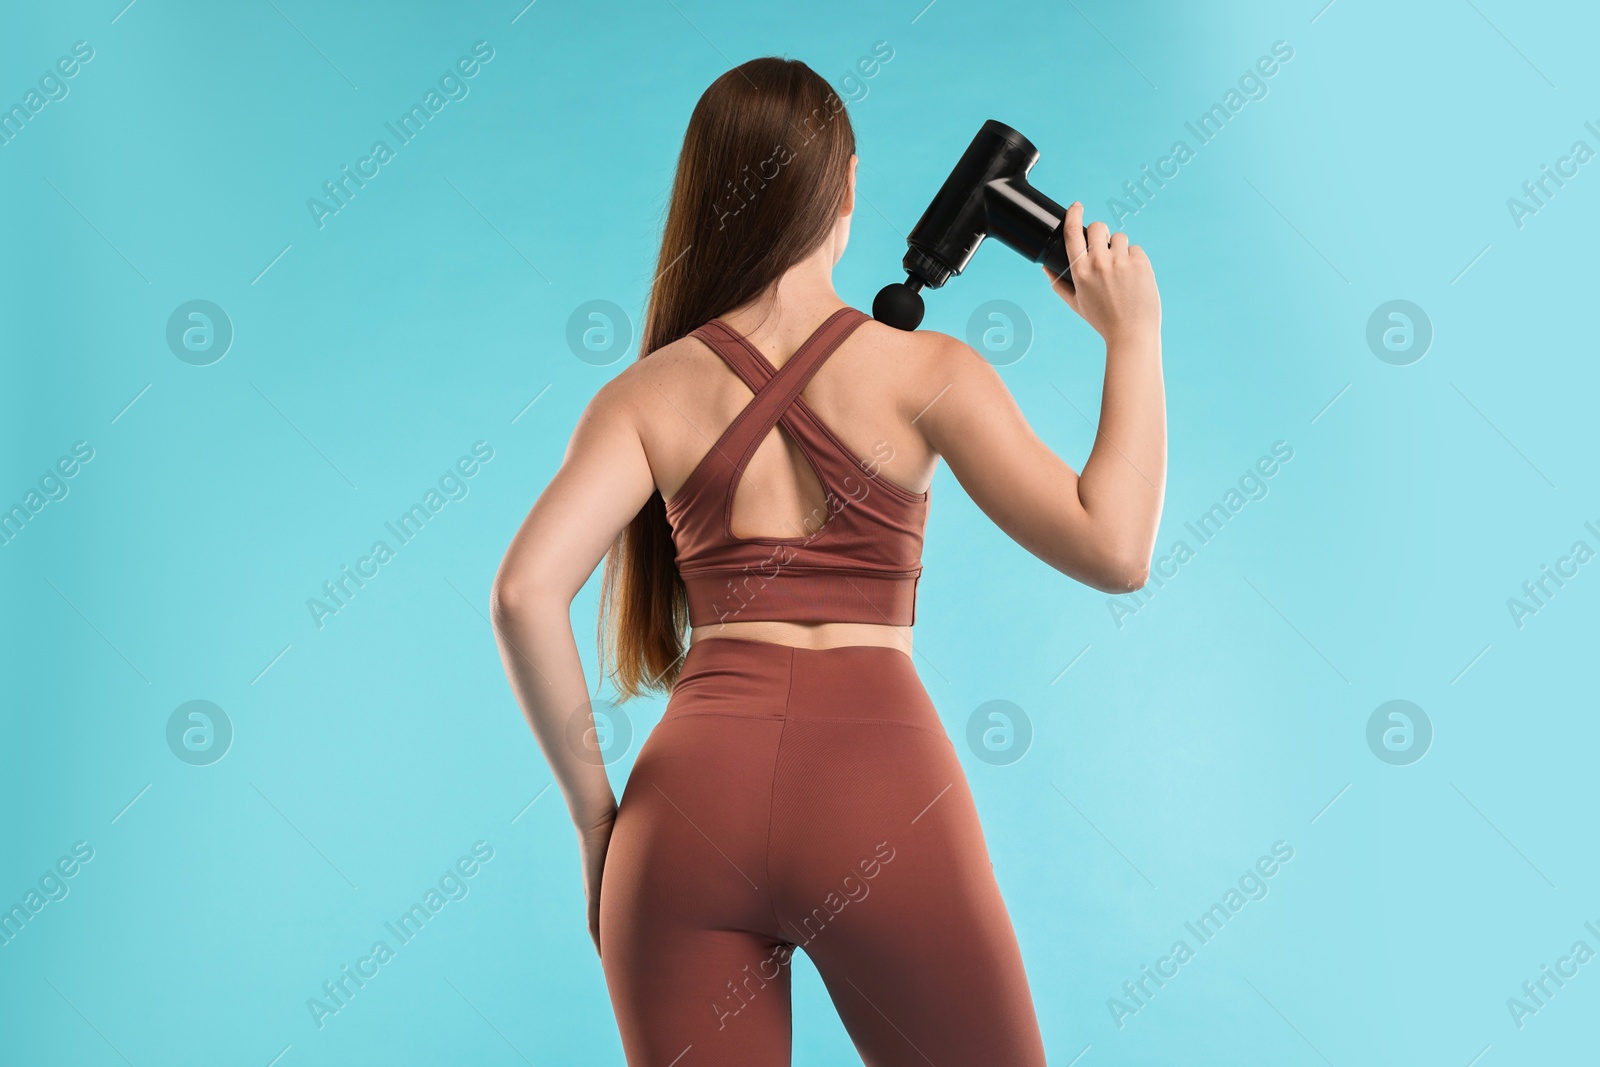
[489,374,657,952]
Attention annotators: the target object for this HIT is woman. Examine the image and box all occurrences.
[491,57,1164,1066]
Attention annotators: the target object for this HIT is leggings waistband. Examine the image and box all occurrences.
[668,635,936,729]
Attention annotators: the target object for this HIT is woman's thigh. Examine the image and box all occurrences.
[767,691,1046,1065]
[600,710,794,1065]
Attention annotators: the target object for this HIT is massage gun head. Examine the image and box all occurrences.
[871,276,925,332]
[873,119,1074,331]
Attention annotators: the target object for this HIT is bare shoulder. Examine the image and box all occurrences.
[846,319,987,402]
[852,321,1001,423]
[852,316,958,362]
[580,333,719,414]
[872,319,996,374]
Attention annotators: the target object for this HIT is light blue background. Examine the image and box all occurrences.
[3,1,1596,1064]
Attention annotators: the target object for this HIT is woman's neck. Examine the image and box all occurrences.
[719,244,849,352]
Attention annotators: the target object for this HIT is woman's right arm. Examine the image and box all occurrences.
[489,375,659,955]
[916,201,1166,593]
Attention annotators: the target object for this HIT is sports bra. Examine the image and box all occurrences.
[664,306,930,628]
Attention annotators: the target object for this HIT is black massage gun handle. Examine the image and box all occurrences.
[983,176,1094,285]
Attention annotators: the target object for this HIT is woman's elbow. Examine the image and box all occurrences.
[1056,561,1149,595]
[1101,559,1151,594]
[488,578,519,623]
[489,570,567,623]
[1076,547,1151,594]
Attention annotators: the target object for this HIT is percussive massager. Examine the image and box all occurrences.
[873,120,1081,332]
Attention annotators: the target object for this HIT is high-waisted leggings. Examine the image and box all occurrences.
[599,636,1047,1066]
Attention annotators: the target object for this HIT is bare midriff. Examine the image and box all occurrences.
[690,619,913,654]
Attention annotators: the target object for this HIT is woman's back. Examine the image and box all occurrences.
[629,301,942,536]
[610,298,952,649]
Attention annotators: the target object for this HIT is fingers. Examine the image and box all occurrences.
[1056,204,1147,302]
[1062,198,1088,254]
[1063,201,1087,262]
[1085,219,1110,254]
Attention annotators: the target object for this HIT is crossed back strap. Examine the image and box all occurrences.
[686,307,869,490]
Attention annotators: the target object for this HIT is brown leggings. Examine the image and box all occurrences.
[599,636,1047,1066]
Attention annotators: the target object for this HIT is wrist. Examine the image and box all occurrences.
[1101,324,1161,350]
[575,803,617,836]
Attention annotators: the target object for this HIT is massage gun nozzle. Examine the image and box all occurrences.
[872,274,927,332]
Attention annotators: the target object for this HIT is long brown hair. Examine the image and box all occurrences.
[598,57,856,699]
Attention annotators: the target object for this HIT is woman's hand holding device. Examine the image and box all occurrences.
[1044,201,1161,344]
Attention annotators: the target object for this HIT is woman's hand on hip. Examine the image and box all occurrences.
[579,806,617,958]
